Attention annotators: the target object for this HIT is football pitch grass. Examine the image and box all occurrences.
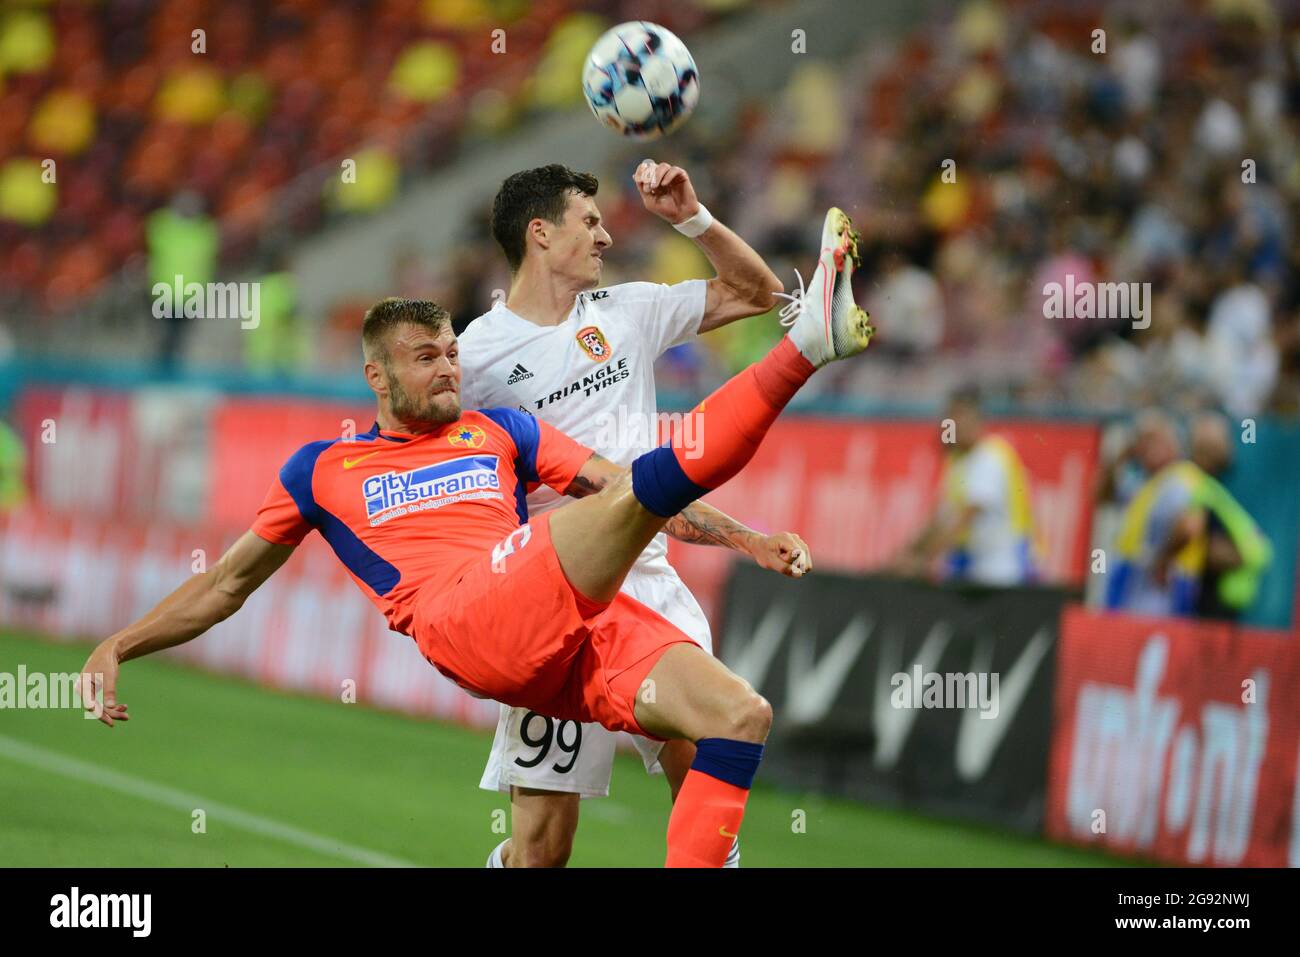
[0,631,1129,868]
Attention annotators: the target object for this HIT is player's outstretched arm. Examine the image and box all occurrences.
[634,160,783,332]
[78,530,296,727]
[563,452,811,577]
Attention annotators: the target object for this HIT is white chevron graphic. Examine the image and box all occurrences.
[725,597,796,691]
[872,621,952,769]
[784,613,872,726]
[954,626,1053,780]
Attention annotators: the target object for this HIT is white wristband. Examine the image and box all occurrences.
[672,204,714,238]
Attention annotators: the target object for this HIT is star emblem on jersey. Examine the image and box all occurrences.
[448,424,486,449]
[576,325,612,362]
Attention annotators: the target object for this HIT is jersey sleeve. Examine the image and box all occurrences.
[250,440,332,546]
[478,408,593,496]
[533,420,595,494]
[251,474,313,546]
[605,280,707,357]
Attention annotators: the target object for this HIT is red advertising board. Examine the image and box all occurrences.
[204,405,1097,583]
[10,385,1101,634]
[208,398,371,528]
[1046,606,1300,866]
[0,507,498,729]
[668,418,1100,627]
[14,387,136,518]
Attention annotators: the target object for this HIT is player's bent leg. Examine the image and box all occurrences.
[571,595,763,868]
[548,339,824,603]
[632,644,770,868]
[548,471,669,603]
[505,787,580,868]
[633,643,771,743]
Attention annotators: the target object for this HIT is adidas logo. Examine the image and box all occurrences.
[506,363,534,385]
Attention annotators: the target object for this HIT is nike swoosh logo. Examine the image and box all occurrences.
[873,622,951,770]
[719,826,737,839]
[725,599,796,691]
[785,613,871,726]
[953,626,1053,781]
[343,450,382,469]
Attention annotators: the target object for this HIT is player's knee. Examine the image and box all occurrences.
[718,688,772,743]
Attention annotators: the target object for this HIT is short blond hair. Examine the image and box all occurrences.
[362,298,451,364]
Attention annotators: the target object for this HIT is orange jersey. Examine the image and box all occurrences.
[251,409,593,634]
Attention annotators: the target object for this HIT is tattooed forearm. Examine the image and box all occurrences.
[563,471,609,498]
[560,454,755,552]
[562,453,617,499]
[665,502,755,550]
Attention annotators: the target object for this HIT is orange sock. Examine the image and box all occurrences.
[664,738,763,868]
[665,771,751,867]
[630,337,814,518]
[672,336,814,490]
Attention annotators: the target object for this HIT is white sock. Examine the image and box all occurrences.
[486,839,508,868]
[723,838,740,869]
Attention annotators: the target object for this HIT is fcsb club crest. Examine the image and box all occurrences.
[448,423,486,449]
[576,325,612,362]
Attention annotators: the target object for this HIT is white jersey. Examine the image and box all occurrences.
[458,279,707,569]
[941,436,1035,586]
[460,278,712,799]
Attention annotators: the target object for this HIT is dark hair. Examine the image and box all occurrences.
[490,165,599,272]
[947,385,982,412]
[362,298,451,364]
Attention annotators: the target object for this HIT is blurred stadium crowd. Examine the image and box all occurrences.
[0,0,718,326]
[0,0,1297,419]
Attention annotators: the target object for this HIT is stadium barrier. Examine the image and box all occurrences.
[0,507,499,729]
[665,414,1100,627]
[718,562,1072,834]
[10,380,1106,618]
[1046,606,1299,867]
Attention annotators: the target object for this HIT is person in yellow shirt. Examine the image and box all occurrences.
[1100,409,1269,618]
[897,388,1038,585]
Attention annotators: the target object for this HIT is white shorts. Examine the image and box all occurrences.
[478,556,713,798]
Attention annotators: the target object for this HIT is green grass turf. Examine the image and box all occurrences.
[0,631,1129,867]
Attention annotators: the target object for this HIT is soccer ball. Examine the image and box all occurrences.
[582,21,700,139]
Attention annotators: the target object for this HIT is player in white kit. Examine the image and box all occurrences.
[459,161,809,867]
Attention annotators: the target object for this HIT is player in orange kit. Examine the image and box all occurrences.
[77,208,872,866]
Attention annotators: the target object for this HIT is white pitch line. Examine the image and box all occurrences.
[0,734,417,868]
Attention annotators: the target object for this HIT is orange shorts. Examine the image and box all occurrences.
[411,511,695,737]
